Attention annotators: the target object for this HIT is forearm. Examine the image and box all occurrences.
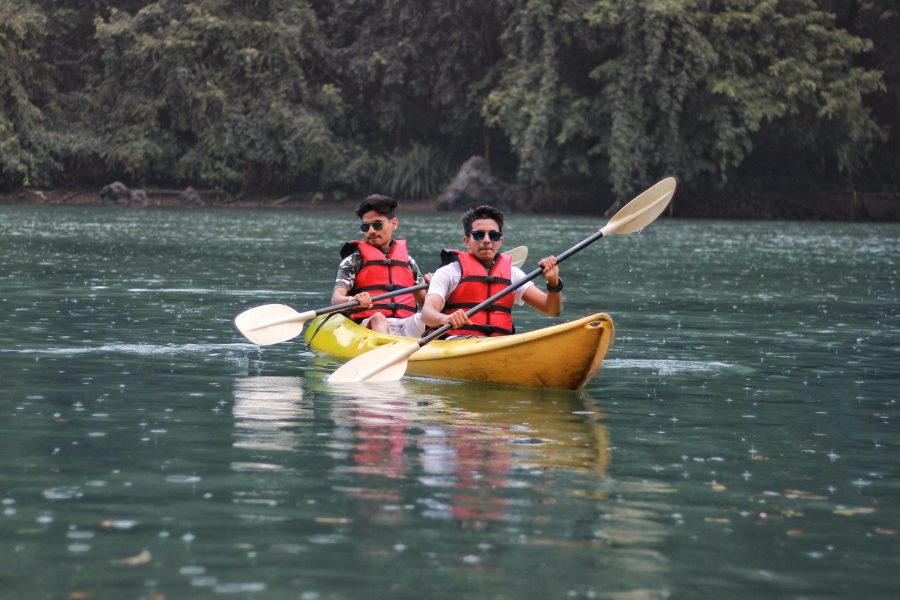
[522,283,563,316]
[535,257,562,315]
[421,296,448,327]
[414,288,428,307]
[541,289,563,316]
[331,287,353,305]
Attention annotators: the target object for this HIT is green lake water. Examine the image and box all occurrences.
[1,205,898,599]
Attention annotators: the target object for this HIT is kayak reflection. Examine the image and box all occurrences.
[319,376,610,527]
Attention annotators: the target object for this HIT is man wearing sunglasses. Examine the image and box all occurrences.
[332,194,431,336]
[421,204,562,338]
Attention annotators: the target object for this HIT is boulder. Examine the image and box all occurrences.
[437,156,521,212]
[99,181,147,205]
[179,186,205,206]
[99,181,132,203]
[130,189,149,206]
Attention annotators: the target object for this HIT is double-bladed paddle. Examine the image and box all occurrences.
[234,245,529,345]
[327,177,677,384]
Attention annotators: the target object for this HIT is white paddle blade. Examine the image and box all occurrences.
[602,177,677,236]
[506,245,528,268]
[326,340,420,384]
[234,304,314,345]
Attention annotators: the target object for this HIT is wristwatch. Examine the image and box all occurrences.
[546,278,564,293]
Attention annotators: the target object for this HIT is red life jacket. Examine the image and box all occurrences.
[441,250,514,337]
[342,240,417,322]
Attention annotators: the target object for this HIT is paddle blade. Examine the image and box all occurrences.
[602,177,677,236]
[326,340,420,384]
[506,245,528,268]
[234,304,314,345]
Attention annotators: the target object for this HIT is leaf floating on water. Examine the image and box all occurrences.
[786,529,803,536]
[755,507,803,520]
[784,489,826,500]
[751,454,769,461]
[753,491,780,499]
[834,507,875,516]
[101,519,137,531]
[571,490,610,500]
[315,517,351,525]
[704,517,730,524]
[875,528,898,536]
[116,549,152,566]
[707,482,727,492]
[529,537,609,549]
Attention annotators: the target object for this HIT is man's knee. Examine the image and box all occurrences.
[367,313,389,333]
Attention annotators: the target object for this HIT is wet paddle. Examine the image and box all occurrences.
[327,177,677,384]
[234,245,529,345]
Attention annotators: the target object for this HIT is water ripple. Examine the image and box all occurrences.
[604,358,737,374]
[2,342,257,356]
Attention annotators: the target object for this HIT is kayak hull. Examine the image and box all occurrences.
[304,312,614,390]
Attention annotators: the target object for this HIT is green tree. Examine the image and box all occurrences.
[831,0,899,190]
[483,0,562,186]
[483,0,614,187]
[717,1,881,186]
[605,0,882,197]
[0,2,58,188]
[91,0,350,191]
[2,0,894,204]
[603,0,717,197]
[481,0,883,200]
[314,0,505,194]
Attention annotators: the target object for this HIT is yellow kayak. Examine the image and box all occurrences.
[304,312,615,390]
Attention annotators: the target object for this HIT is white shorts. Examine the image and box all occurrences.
[360,313,425,337]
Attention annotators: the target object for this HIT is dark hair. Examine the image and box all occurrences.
[461,205,504,235]
[356,194,397,219]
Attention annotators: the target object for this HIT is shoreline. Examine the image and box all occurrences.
[2,187,898,221]
[0,188,439,213]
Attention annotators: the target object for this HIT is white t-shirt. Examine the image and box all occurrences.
[426,262,534,306]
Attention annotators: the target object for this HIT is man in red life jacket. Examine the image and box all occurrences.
[421,205,562,338]
[331,194,431,336]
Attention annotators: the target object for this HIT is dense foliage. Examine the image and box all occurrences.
[0,0,896,201]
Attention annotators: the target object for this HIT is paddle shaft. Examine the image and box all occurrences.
[248,282,428,331]
[419,230,605,346]
[320,282,427,316]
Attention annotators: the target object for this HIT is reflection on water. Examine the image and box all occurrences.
[231,376,309,469]
[305,370,670,596]
[313,377,614,527]
[227,374,672,594]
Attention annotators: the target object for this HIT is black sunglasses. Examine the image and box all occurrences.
[470,230,502,242]
[359,221,386,232]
